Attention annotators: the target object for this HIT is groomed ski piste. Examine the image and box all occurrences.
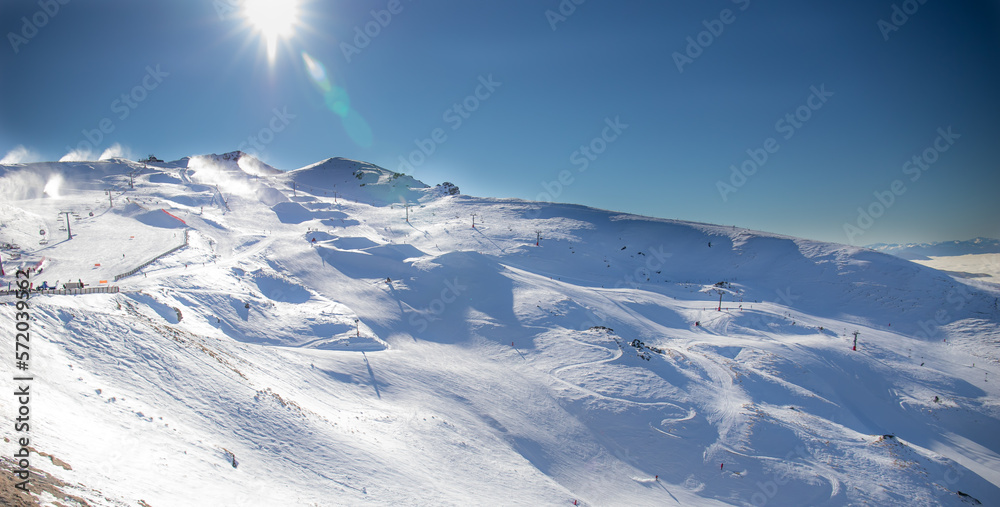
[1,152,998,506]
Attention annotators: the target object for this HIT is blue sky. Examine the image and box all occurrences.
[1,0,998,246]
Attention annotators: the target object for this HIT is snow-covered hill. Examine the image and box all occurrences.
[2,153,999,506]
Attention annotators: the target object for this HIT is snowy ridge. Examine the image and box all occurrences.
[1,155,999,506]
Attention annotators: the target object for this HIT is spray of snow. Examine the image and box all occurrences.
[0,167,51,200]
[99,143,134,161]
[43,173,64,198]
[237,155,278,177]
[60,147,97,162]
[187,155,258,197]
[59,143,134,162]
[0,145,42,164]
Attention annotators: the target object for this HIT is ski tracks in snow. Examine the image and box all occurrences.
[540,331,693,421]
[684,347,751,456]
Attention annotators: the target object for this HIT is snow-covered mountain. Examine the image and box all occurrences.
[1,153,999,506]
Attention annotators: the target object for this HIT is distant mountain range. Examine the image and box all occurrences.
[867,237,1000,260]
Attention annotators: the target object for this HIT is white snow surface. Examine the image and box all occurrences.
[1,153,999,506]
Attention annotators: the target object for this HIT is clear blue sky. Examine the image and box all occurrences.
[2,0,998,246]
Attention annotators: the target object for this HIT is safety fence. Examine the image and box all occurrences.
[114,228,189,281]
[0,285,120,297]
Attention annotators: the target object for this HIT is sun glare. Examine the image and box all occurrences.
[244,0,298,62]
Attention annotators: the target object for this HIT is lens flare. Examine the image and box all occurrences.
[342,109,373,148]
[301,51,374,148]
[302,52,329,91]
[324,87,351,118]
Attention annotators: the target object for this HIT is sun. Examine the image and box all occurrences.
[243,0,299,63]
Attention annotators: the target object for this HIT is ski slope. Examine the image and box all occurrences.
[1,153,998,506]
